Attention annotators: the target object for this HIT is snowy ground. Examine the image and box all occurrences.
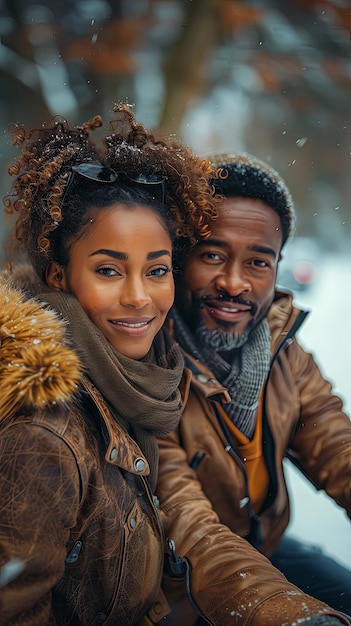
[283,253,350,569]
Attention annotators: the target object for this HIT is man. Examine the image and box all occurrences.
[157,152,351,625]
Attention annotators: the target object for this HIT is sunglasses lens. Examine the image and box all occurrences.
[131,174,164,185]
[71,164,117,182]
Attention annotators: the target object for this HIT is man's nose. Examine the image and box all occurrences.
[119,276,152,308]
[215,264,252,296]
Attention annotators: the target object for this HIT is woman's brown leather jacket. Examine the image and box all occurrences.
[0,277,169,625]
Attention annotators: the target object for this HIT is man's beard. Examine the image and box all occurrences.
[193,295,255,352]
[195,319,252,352]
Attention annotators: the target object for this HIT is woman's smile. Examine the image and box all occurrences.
[109,316,155,335]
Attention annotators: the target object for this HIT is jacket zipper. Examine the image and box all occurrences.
[210,398,263,548]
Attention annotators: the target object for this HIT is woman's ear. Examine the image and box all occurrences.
[45,262,68,291]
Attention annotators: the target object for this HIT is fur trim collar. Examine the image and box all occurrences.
[0,267,81,421]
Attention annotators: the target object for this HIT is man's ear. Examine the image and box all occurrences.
[45,262,68,291]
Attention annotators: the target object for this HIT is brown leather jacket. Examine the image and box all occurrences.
[156,290,351,625]
[0,278,169,625]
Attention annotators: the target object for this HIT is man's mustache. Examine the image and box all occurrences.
[201,293,257,317]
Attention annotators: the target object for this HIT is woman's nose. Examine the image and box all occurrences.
[119,277,152,308]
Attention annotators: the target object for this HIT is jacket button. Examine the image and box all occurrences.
[110,448,117,461]
[129,517,136,529]
[153,602,162,615]
[134,458,146,472]
[239,496,250,509]
[196,373,209,383]
[153,495,160,508]
[96,613,107,623]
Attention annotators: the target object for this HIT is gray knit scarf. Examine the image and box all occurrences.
[40,291,184,491]
[172,307,271,439]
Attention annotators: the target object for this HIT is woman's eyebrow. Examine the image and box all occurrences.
[90,249,128,260]
[89,249,171,260]
[147,250,171,260]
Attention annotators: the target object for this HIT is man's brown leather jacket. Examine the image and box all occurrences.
[157,291,351,625]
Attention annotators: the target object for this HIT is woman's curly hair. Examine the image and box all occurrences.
[4,102,219,278]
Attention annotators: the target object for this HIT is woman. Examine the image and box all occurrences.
[0,103,216,625]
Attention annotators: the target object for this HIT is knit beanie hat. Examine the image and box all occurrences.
[209,152,296,247]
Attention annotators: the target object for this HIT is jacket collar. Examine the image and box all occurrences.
[80,376,152,476]
[182,352,231,404]
[0,270,81,423]
[268,289,309,354]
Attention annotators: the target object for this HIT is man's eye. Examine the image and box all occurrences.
[201,252,221,262]
[252,259,269,268]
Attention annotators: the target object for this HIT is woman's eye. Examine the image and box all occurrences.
[148,266,172,277]
[96,266,121,277]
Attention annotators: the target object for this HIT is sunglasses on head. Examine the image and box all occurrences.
[62,162,166,209]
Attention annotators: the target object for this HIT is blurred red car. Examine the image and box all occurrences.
[277,236,319,292]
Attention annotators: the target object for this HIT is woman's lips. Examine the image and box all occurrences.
[109,317,154,336]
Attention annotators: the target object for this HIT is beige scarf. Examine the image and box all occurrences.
[40,291,184,491]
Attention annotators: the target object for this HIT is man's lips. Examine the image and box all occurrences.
[201,295,255,324]
[204,300,251,312]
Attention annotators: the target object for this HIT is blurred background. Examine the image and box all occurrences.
[0,0,350,564]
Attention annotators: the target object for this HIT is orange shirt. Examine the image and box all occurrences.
[216,396,269,515]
